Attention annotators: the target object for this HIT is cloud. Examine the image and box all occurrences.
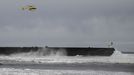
[0,0,134,49]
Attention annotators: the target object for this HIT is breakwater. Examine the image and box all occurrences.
[0,47,115,56]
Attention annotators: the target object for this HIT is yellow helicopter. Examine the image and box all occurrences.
[22,5,37,12]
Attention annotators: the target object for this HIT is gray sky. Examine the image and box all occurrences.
[0,0,134,51]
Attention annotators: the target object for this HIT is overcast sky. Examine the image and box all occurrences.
[0,0,134,51]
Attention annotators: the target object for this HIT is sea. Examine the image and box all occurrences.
[0,48,134,75]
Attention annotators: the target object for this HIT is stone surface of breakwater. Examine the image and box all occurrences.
[0,47,115,56]
[0,47,41,55]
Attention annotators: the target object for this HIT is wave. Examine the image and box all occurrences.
[0,48,134,64]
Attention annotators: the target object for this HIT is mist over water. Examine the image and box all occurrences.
[10,48,67,57]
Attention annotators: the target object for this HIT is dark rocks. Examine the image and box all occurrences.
[0,47,41,55]
[0,47,115,56]
[47,47,115,56]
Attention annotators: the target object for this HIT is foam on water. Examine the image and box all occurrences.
[111,49,134,58]
[0,68,133,75]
